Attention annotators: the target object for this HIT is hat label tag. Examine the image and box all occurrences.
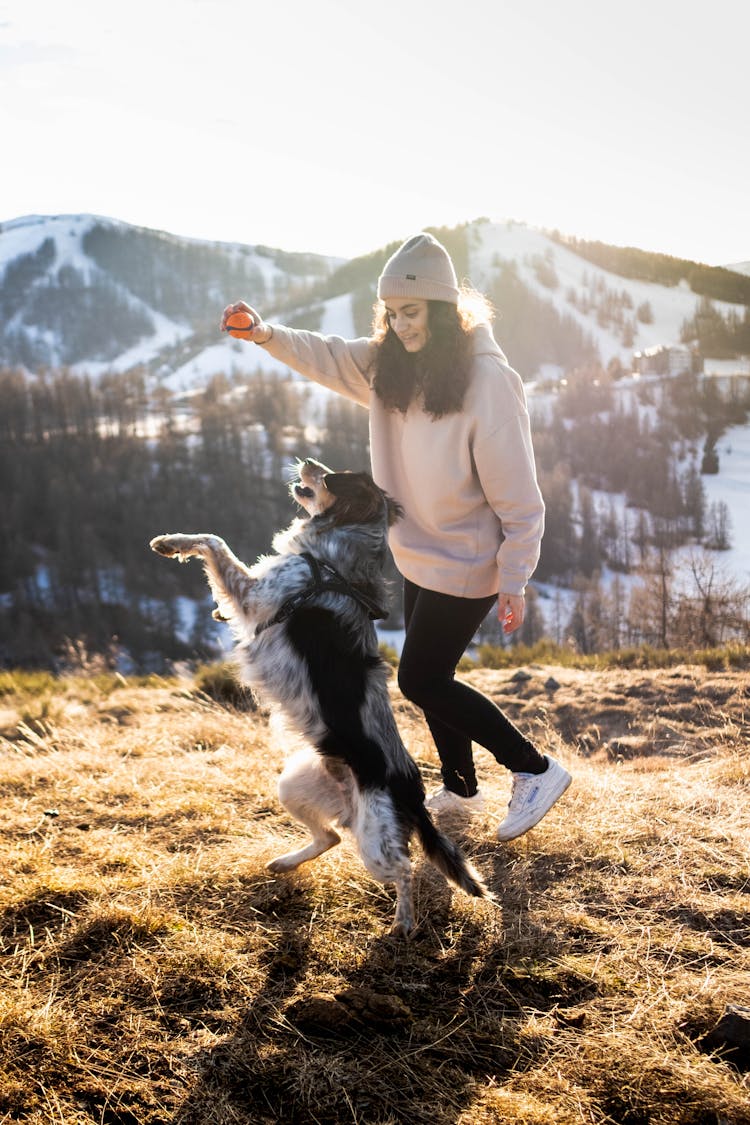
[406,274,416,280]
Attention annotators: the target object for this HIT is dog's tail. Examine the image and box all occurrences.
[413,806,488,899]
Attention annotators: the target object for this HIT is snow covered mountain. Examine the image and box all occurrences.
[468,223,743,366]
[0,214,342,381]
[1,213,748,392]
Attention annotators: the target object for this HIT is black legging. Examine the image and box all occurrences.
[397,579,546,796]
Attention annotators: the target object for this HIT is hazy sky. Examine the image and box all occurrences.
[1,0,747,266]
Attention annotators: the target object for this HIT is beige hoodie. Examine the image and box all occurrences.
[260,322,545,598]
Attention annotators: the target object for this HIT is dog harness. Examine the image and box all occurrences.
[254,551,387,636]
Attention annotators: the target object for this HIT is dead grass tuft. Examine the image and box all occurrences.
[0,664,748,1123]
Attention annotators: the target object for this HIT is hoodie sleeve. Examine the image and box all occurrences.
[259,325,373,407]
[471,366,546,595]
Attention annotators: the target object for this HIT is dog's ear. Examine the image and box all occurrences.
[321,471,353,498]
[322,472,382,526]
[323,472,404,527]
[385,495,405,526]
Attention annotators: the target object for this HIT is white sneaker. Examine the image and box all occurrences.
[425,786,486,815]
[496,756,572,841]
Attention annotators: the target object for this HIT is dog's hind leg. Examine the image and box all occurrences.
[391,875,416,939]
[355,792,415,937]
[267,750,344,874]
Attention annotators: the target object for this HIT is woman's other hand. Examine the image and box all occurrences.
[498,593,525,635]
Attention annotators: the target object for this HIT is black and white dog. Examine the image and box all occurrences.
[150,458,487,935]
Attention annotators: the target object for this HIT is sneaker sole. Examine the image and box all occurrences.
[496,771,572,841]
[426,801,486,816]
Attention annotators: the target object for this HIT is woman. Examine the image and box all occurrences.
[221,232,571,840]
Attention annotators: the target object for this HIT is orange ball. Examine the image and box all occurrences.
[225,310,255,338]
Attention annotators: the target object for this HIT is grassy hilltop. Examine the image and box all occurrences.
[0,662,748,1124]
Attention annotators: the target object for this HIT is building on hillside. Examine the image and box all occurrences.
[632,344,694,377]
[700,356,750,402]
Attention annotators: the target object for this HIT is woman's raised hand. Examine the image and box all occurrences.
[220,301,273,343]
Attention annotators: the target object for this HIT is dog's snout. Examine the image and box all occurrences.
[299,457,332,485]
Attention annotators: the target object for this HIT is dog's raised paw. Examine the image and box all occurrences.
[150,534,193,558]
[150,536,174,556]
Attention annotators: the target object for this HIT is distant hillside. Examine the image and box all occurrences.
[548,231,750,305]
[0,214,340,374]
[1,214,748,389]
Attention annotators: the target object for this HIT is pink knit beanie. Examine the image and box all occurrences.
[377,233,459,304]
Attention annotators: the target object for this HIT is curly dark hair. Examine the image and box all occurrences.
[370,292,493,418]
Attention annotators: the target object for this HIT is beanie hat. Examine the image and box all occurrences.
[377,233,459,305]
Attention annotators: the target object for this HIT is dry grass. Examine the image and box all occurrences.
[0,663,748,1124]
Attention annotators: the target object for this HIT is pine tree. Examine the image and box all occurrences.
[577,488,601,576]
[704,501,732,550]
[681,463,706,538]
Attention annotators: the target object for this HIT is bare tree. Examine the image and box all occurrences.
[671,551,750,647]
[626,546,673,648]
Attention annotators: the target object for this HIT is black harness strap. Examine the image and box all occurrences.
[255,551,387,636]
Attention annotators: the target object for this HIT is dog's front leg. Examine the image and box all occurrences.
[150,533,257,622]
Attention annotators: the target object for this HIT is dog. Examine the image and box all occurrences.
[150,458,488,935]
